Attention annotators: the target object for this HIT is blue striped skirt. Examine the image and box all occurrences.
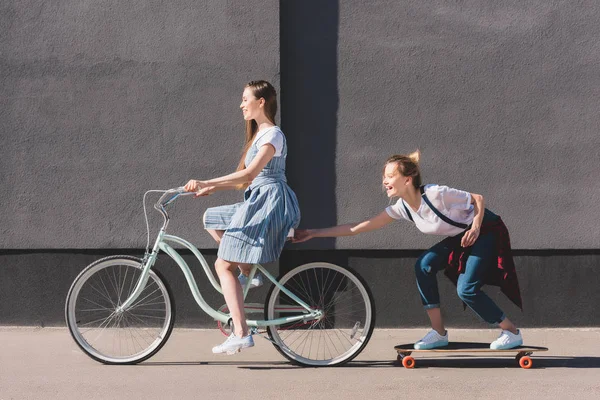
[203,182,301,264]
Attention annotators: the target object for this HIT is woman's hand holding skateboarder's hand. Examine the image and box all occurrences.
[292,229,315,243]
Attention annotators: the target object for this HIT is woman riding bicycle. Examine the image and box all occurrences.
[184,80,300,354]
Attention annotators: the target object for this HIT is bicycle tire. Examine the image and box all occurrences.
[264,262,375,367]
[65,255,175,364]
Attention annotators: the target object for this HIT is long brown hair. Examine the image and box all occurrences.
[235,80,277,189]
[384,150,422,189]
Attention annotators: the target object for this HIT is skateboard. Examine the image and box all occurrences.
[394,342,548,369]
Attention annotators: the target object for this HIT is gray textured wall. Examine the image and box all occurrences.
[1,0,279,249]
[2,249,599,327]
[326,0,600,250]
[3,1,599,251]
[1,1,600,328]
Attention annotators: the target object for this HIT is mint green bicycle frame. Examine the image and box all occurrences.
[116,189,321,328]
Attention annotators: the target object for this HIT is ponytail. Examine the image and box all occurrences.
[407,150,420,164]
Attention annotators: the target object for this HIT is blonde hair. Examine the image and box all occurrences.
[384,150,422,189]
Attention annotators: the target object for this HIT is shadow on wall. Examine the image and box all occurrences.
[279,1,345,273]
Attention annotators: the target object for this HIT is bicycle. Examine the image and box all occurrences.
[65,188,376,367]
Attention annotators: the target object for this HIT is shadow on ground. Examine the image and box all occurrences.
[141,356,600,370]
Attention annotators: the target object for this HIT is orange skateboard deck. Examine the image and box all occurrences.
[394,342,548,369]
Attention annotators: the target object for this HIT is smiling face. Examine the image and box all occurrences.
[382,162,411,198]
[240,87,265,121]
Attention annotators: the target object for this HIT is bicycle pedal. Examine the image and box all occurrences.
[250,330,278,345]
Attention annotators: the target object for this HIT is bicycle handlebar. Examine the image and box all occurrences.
[155,187,196,209]
[142,187,197,252]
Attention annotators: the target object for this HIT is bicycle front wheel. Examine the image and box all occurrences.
[65,255,175,364]
[265,262,375,367]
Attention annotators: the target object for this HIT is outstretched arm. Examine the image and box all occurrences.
[293,211,395,243]
[184,144,276,192]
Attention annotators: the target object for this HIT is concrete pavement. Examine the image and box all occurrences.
[1,327,599,399]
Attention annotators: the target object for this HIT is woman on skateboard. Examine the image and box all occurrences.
[293,151,523,350]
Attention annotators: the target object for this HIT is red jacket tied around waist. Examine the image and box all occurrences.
[443,217,523,310]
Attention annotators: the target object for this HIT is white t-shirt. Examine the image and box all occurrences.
[252,126,284,157]
[385,184,474,236]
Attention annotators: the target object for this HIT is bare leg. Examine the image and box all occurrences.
[214,258,250,337]
[206,229,223,244]
[499,317,518,334]
[206,229,251,276]
[426,307,446,336]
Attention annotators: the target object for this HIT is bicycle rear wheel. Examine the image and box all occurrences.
[65,255,175,364]
[265,262,375,367]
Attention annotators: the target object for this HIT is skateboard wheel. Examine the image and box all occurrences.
[402,356,416,369]
[519,356,533,369]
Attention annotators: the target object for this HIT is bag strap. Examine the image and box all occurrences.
[419,185,469,229]
[402,200,414,223]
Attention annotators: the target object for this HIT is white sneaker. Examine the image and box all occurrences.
[238,272,263,289]
[212,333,255,355]
[414,329,449,350]
[490,329,523,350]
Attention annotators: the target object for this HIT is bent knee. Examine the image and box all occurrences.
[215,259,234,275]
[415,255,436,275]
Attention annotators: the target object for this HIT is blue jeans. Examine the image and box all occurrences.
[415,226,505,325]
